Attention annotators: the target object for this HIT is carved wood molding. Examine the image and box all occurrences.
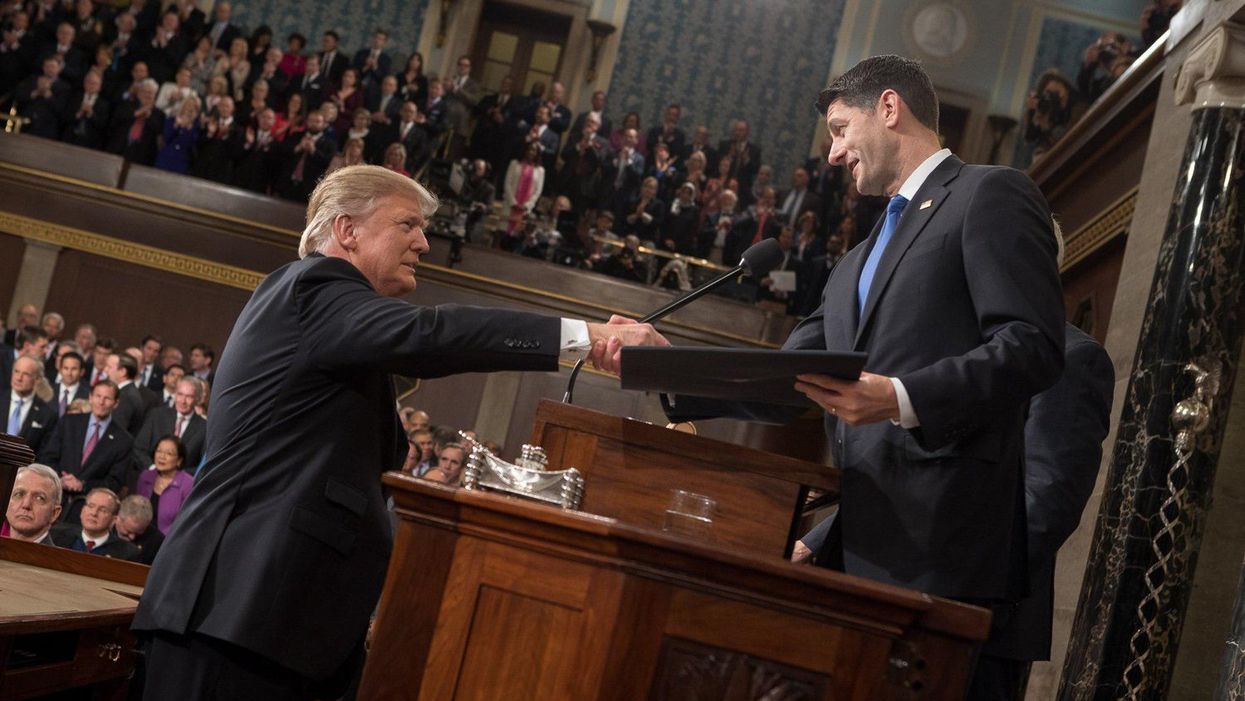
[1061,188,1137,272]
[0,211,264,290]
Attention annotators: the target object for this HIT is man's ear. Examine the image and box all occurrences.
[331,213,356,251]
[879,89,902,128]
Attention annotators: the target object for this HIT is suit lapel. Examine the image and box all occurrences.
[853,156,963,349]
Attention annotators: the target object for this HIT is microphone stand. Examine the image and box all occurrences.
[562,262,747,404]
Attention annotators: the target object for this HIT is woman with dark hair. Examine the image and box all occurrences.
[136,435,195,535]
[398,51,428,107]
[504,141,546,239]
[610,111,646,157]
[330,67,364,134]
[248,25,273,64]
[274,91,305,140]
[278,32,307,79]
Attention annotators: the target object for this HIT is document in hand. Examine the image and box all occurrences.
[620,347,868,407]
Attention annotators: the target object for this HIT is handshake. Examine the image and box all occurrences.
[583,315,669,374]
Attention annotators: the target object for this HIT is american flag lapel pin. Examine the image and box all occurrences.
[920,199,933,210]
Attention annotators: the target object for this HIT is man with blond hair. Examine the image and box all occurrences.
[135,165,668,699]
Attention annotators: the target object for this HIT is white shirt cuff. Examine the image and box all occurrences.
[559,318,591,355]
[890,377,920,428]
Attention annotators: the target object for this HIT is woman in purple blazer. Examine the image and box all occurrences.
[135,435,195,534]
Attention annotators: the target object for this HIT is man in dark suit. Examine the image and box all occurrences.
[35,22,86,86]
[570,89,610,139]
[62,68,111,148]
[133,377,206,481]
[776,166,822,228]
[51,487,141,560]
[275,109,336,202]
[192,95,242,184]
[385,100,429,172]
[799,233,846,317]
[115,494,164,565]
[470,76,516,179]
[515,103,560,172]
[366,74,402,128]
[292,53,326,110]
[204,0,240,53]
[351,29,391,90]
[662,55,1065,700]
[682,125,716,169]
[0,11,39,100]
[133,165,667,699]
[104,352,146,436]
[52,350,90,415]
[106,78,163,165]
[600,127,645,215]
[796,322,1113,697]
[4,356,58,454]
[317,30,346,87]
[718,119,762,194]
[645,103,685,161]
[421,78,448,140]
[725,186,780,266]
[137,9,186,86]
[38,380,134,524]
[14,54,71,139]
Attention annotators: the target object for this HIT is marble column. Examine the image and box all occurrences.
[1059,24,1245,701]
[6,240,61,327]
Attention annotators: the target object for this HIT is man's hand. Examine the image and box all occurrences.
[790,540,813,564]
[795,372,899,426]
[585,314,669,374]
[60,472,83,492]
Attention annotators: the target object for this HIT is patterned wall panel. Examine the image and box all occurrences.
[608,0,846,181]
[232,0,429,62]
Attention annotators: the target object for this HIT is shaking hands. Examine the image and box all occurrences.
[584,315,669,374]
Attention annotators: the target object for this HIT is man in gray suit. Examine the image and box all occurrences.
[134,165,666,700]
[443,55,482,160]
[662,55,1065,700]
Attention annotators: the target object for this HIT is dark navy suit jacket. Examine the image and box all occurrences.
[133,254,562,680]
[667,155,1066,603]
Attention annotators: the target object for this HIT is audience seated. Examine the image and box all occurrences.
[114,494,162,564]
[5,355,58,454]
[134,434,194,534]
[422,442,467,484]
[38,380,132,523]
[3,463,62,545]
[133,376,205,480]
[50,486,141,560]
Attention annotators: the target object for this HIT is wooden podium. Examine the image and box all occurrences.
[360,403,990,700]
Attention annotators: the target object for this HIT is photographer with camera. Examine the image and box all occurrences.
[1142,0,1182,47]
[1078,32,1136,105]
[1023,69,1076,159]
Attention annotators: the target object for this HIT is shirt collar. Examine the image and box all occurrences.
[88,414,111,433]
[897,148,952,201]
[10,389,28,404]
[81,529,110,547]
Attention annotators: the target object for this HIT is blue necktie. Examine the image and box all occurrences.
[857,195,909,316]
[8,397,24,435]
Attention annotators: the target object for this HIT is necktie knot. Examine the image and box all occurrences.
[887,195,909,217]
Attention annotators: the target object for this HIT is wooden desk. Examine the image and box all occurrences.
[361,476,990,700]
[0,539,147,700]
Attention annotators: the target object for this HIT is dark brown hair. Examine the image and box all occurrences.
[817,55,939,133]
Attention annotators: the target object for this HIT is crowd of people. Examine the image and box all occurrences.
[0,0,886,317]
[0,302,464,561]
[1022,0,1181,159]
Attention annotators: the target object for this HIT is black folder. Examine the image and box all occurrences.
[619,347,868,407]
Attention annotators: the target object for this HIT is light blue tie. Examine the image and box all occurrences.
[857,195,909,316]
[8,397,24,435]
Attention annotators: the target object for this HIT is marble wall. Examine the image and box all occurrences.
[607,0,846,182]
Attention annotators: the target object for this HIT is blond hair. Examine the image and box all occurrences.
[298,165,438,258]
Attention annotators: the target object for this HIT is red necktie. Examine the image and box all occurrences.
[129,116,144,143]
[85,539,96,552]
[82,423,101,465]
[752,212,769,245]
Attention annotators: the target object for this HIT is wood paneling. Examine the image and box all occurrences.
[44,250,249,352]
[0,233,25,316]
[361,476,989,700]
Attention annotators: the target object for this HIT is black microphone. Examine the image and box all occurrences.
[562,238,786,404]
